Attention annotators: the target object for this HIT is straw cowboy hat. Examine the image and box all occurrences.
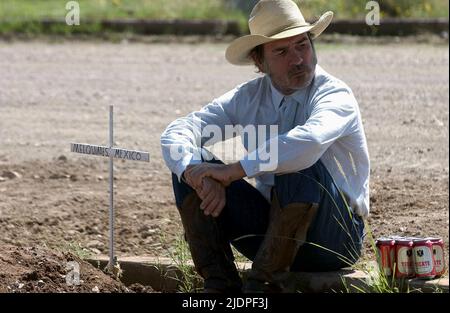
[226,0,333,65]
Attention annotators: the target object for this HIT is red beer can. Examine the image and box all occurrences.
[394,238,414,278]
[413,239,436,279]
[376,238,395,276]
[427,237,446,277]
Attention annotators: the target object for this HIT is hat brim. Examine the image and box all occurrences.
[226,11,333,66]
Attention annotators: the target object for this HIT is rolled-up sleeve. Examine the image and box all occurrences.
[160,91,237,181]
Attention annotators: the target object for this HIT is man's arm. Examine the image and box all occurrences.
[160,97,237,183]
[184,162,246,189]
[180,88,358,187]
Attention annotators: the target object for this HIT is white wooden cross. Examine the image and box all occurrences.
[70,105,149,274]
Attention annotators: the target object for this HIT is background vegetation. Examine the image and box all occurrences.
[0,1,448,38]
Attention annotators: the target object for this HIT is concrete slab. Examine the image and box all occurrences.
[86,255,448,293]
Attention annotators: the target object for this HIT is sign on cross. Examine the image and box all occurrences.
[71,105,150,274]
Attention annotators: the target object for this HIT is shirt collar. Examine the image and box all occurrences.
[268,77,285,111]
[268,76,308,111]
[289,88,308,104]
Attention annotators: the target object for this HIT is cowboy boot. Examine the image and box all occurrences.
[244,192,319,293]
[178,192,242,293]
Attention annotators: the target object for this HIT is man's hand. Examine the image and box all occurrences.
[197,177,226,217]
[183,162,246,217]
[183,164,203,190]
[184,162,246,188]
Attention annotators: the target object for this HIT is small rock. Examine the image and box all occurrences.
[37,280,45,287]
[160,218,171,225]
[32,225,42,234]
[49,173,70,179]
[0,177,6,182]
[92,286,100,293]
[72,196,82,203]
[433,116,444,127]
[128,283,151,293]
[2,170,22,179]
[18,283,24,289]
[138,225,148,233]
[85,225,99,235]
[119,228,132,236]
[89,248,102,255]
[87,240,103,249]
[58,155,68,162]
[141,228,158,239]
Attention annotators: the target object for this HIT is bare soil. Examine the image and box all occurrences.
[0,38,448,292]
[0,243,130,292]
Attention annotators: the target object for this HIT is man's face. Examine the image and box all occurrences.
[259,33,317,95]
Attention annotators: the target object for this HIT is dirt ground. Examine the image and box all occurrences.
[0,243,128,292]
[0,37,448,292]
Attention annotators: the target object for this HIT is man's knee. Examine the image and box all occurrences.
[274,161,328,208]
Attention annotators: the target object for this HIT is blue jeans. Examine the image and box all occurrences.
[172,159,364,272]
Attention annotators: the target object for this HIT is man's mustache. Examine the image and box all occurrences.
[288,65,310,77]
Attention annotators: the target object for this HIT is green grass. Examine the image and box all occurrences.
[0,0,448,36]
[0,0,447,21]
[0,0,245,20]
[295,0,449,20]
[59,241,92,260]
[0,0,246,35]
[160,233,250,293]
[161,233,203,293]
